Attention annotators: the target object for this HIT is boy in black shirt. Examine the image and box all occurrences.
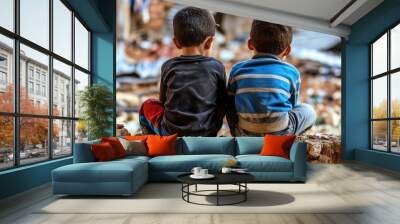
[139,7,226,136]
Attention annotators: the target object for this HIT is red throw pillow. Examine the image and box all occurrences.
[101,137,126,158]
[146,134,177,157]
[91,142,117,162]
[260,135,296,159]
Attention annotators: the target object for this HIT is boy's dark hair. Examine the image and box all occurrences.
[250,20,293,55]
[173,7,216,47]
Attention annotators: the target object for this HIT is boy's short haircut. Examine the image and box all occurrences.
[250,20,293,55]
[173,7,216,47]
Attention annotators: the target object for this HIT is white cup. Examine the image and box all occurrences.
[200,169,208,176]
[191,167,202,176]
[221,167,232,174]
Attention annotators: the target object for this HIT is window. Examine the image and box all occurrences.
[371,23,400,153]
[53,0,72,60]
[74,18,90,70]
[28,67,34,80]
[0,53,8,86]
[53,119,72,158]
[0,71,7,85]
[20,0,49,49]
[0,35,13,113]
[42,85,46,97]
[53,59,72,117]
[36,84,40,95]
[0,0,91,170]
[28,81,34,94]
[35,70,40,81]
[74,69,89,142]
[0,0,14,31]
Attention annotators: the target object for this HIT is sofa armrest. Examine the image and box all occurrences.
[289,141,307,182]
[73,140,100,163]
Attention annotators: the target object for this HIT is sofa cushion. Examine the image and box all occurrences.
[53,158,147,183]
[115,155,150,164]
[119,138,147,156]
[73,140,100,163]
[260,135,296,159]
[235,137,263,155]
[91,142,118,161]
[177,137,235,155]
[101,137,127,158]
[149,154,235,172]
[236,155,293,172]
[147,134,177,157]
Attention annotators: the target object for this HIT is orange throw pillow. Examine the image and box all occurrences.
[91,142,117,162]
[260,135,296,159]
[101,137,126,158]
[146,134,177,157]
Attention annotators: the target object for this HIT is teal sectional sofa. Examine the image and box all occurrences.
[52,137,307,196]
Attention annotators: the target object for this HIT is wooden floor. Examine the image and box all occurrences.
[1,162,400,224]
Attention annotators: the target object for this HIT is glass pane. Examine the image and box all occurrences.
[372,76,387,119]
[53,0,72,60]
[74,18,89,70]
[53,59,72,117]
[0,0,14,31]
[20,117,49,165]
[0,116,13,170]
[0,35,14,112]
[74,69,89,118]
[391,24,400,70]
[372,33,387,76]
[53,119,72,157]
[391,72,400,118]
[75,120,88,143]
[372,121,388,151]
[20,0,49,49]
[391,120,400,153]
[20,44,49,115]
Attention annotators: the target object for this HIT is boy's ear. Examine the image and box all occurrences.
[173,37,182,49]
[204,36,214,50]
[282,46,291,57]
[247,38,255,51]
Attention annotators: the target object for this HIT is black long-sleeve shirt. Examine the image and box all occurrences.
[159,55,226,136]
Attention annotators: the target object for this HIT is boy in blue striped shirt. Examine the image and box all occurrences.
[227,20,316,136]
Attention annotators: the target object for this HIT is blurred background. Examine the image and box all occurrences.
[115,0,342,141]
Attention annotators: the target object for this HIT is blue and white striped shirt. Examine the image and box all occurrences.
[227,54,301,134]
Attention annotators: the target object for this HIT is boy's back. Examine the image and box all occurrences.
[227,20,316,136]
[160,55,226,136]
[228,54,300,134]
[138,7,227,137]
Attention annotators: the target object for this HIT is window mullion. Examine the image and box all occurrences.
[13,0,20,167]
[388,30,391,152]
[48,0,54,160]
[71,10,76,155]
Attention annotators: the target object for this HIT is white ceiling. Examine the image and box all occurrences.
[226,0,352,23]
[169,0,384,38]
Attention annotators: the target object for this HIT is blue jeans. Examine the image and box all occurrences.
[232,103,317,136]
[273,103,317,135]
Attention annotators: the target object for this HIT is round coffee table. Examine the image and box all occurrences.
[177,173,255,206]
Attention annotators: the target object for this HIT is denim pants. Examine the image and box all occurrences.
[233,103,317,136]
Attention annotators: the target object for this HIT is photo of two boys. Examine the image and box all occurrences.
[138,7,316,137]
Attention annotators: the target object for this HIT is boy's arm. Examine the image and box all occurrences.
[289,71,301,107]
[216,64,227,122]
[226,68,239,135]
[159,63,167,103]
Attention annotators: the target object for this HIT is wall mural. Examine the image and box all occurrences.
[115,0,341,163]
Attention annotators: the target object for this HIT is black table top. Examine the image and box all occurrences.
[177,172,255,185]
